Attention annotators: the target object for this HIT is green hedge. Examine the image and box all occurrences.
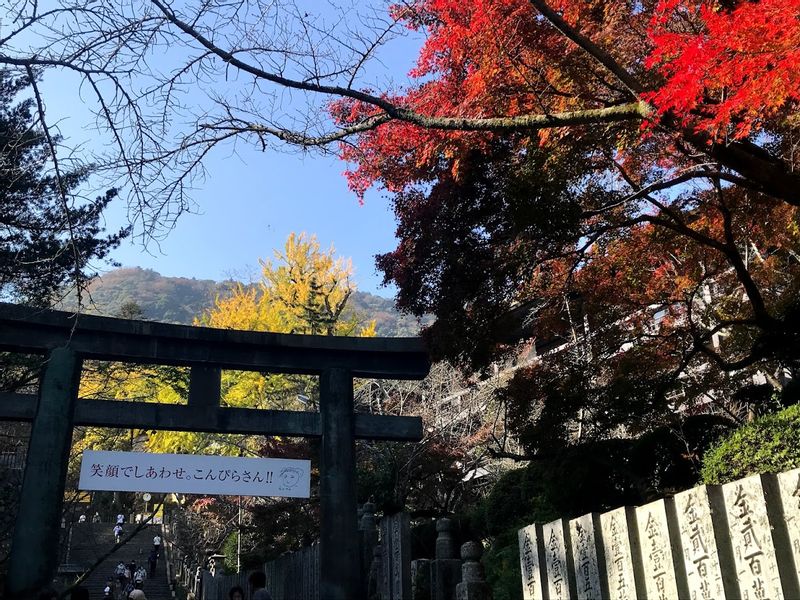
[701,403,800,485]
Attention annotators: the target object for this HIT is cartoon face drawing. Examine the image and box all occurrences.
[279,467,302,490]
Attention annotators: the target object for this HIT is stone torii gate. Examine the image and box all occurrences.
[0,302,430,599]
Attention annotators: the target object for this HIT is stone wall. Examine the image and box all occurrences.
[518,467,800,600]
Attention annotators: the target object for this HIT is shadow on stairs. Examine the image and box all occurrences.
[61,523,173,600]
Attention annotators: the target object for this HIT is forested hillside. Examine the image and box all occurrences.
[64,267,424,336]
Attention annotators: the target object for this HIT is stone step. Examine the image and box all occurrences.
[63,523,173,600]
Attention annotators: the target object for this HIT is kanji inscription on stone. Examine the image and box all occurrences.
[722,474,784,600]
[599,507,640,600]
[778,468,800,583]
[635,498,682,600]
[569,513,604,600]
[674,485,729,600]
[542,518,573,600]
[518,524,545,600]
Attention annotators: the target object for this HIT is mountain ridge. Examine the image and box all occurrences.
[64,267,425,337]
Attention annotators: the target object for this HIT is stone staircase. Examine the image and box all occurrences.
[63,522,172,600]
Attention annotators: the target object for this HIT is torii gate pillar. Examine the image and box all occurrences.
[319,368,359,599]
[6,348,81,599]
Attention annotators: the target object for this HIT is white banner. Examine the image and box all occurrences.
[78,450,310,498]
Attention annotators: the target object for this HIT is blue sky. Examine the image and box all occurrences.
[37,4,422,296]
[98,147,401,292]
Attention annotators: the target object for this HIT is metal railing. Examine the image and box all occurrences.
[0,449,26,470]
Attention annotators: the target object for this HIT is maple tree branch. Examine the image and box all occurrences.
[151,0,649,140]
[527,0,644,98]
[642,213,728,256]
[713,180,773,324]
[609,162,779,331]
[582,169,761,218]
[618,165,775,325]
[391,102,650,132]
[682,129,800,206]
[694,342,764,372]
[609,160,731,255]
[203,102,648,145]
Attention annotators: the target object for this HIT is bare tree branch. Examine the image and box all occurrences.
[24,65,85,306]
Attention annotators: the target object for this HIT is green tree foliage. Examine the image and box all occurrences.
[0,68,126,574]
[0,69,127,307]
[701,404,800,485]
[0,67,127,403]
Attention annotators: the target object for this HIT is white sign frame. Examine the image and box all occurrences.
[78,450,311,498]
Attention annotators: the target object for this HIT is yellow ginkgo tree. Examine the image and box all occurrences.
[201,232,374,336]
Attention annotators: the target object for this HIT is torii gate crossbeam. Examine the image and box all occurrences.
[0,303,430,600]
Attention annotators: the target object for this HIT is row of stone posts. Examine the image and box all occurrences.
[410,518,461,600]
[410,519,491,600]
[519,468,800,600]
[358,502,492,600]
[164,502,492,600]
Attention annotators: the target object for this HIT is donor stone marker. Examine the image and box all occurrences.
[674,485,731,599]
[542,518,575,600]
[722,474,785,600]
[635,498,686,600]
[569,513,605,600]
[518,524,544,600]
[600,507,643,600]
[381,512,411,600]
[778,468,800,583]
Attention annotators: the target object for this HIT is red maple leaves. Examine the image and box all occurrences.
[332,0,800,197]
[647,0,800,138]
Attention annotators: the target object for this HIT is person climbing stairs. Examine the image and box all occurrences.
[63,522,173,600]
